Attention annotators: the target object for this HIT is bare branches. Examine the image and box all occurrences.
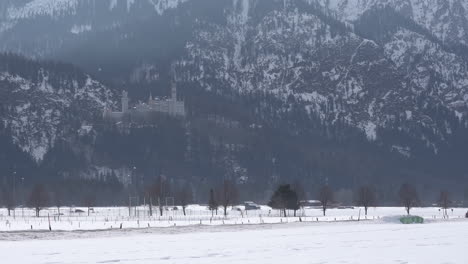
[318,185,333,216]
[28,184,48,217]
[208,189,218,216]
[176,183,193,216]
[399,184,419,215]
[220,179,239,217]
[438,191,451,218]
[357,185,376,216]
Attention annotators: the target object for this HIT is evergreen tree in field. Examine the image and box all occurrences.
[268,184,300,217]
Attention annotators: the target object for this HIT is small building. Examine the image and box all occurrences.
[300,200,322,207]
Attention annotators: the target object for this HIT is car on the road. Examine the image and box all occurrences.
[244,201,261,210]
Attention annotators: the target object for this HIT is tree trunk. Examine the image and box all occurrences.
[159,206,163,217]
[294,210,297,217]
[224,205,227,217]
[7,209,11,217]
[88,207,90,216]
[36,208,40,217]
[406,207,410,215]
[182,206,186,216]
[149,201,153,217]
[365,207,368,216]
[323,207,326,216]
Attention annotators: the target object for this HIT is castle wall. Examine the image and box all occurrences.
[104,86,186,123]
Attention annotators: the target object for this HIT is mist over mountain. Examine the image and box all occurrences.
[1,0,468,203]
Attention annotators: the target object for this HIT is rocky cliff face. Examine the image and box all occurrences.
[0,54,113,161]
[178,0,468,158]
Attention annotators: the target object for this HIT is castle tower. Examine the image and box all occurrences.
[171,82,177,101]
[122,91,129,113]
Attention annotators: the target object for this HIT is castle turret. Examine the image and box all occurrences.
[122,91,129,113]
[171,82,177,101]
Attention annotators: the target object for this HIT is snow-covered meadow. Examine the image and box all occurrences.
[1,215,467,264]
[0,205,467,232]
[0,205,467,263]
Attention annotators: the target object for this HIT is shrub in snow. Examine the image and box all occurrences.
[400,216,424,224]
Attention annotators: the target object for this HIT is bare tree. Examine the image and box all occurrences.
[2,188,15,216]
[176,183,193,216]
[208,188,218,217]
[357,185,376,216]
[438,190,451,218]
[28,184,49,217]
[398,183,419,215]
[145,187,153,217]
[292,180,306,209]
[150,176,171,217]
[84,194,96,216]
[318,185,333,216]
[53,190,63,216]
[220,179,238,217]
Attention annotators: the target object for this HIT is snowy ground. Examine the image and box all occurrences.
[0,205,467,232]
[1,218,467,263]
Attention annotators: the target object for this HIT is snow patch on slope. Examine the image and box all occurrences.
[148,0,190,15]
[7,0,78,20]
[230,0,251,69]
[71,24,92,35]
[0,70,113,162]
[109,0,118,10]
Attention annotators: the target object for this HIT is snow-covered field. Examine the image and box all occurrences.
[1,206,467,263]
[0,205,467,232]
[1,217,467,263]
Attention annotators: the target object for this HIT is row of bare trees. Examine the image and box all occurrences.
[1,183,97,217]
[268,183,454,217]
[143,176,194,217]
[1,179,455,218]
[141,176,239,218]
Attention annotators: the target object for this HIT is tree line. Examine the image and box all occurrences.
[266,182,454,218]
[0,177,458,218]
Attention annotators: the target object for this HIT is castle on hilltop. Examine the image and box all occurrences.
[103,82,186,122]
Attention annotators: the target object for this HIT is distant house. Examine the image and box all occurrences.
[300,200,322,207]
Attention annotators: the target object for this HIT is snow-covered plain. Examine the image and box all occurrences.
[1,215,467,263]
[1,206,467,263]
[1,206,467,232]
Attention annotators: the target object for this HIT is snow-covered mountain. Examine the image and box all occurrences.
[0,0,189,57]
[0,0,468,177]
[176,0,468,157]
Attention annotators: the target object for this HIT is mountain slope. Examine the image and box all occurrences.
[0,0,467,197]
[0,53,113,161]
